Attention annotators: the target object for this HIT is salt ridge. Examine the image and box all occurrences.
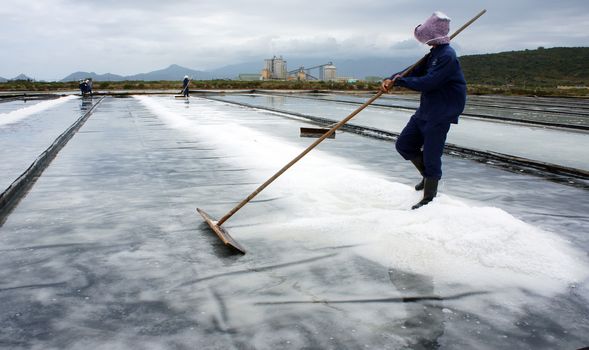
[0,95,76,127]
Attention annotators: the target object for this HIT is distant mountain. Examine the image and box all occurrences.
[61,64,212,82]
[0,76,7,83]
[56,47,589,84]
[57,58,416,83]
[61,71,126,82]
[125,64,212,81]
[10,73,33,81]
[58,59,417,83]
[208,61,261,79]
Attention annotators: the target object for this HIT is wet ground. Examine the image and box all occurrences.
[213,93,589,171]
[0,96,79,192]
[0,95,588,349]
[284,92,589,129]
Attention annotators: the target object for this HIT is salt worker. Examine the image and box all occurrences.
[86,78,93,95]
[182,75,190,97]
[381,11,466,209]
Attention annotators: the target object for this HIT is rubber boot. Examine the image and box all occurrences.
[414,178,425,191]
[410,154,425,191]
[411,178,438,210]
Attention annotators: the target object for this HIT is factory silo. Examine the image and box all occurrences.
[322,64,337,81]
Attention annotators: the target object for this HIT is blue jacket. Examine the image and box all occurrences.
[391,44,466,124]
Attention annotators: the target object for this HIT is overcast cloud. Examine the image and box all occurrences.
[1,0,588,80]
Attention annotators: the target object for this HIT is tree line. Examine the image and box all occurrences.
[460,47,589,88]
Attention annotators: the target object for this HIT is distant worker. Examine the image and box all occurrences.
[381,11,466,209]
[86,78,93,95]
[182,75,190,97]
[79,79,91,96]
[78,80,85,95]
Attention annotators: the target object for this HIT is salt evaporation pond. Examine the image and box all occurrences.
[0,95,587,349]
[0,95,79,191]
[215,93,589,171]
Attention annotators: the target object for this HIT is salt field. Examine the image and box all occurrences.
[0,93,588,349]
[213,93,589,172]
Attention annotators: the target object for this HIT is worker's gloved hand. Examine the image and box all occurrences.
[381,79,393,92]
[381,75,401,92]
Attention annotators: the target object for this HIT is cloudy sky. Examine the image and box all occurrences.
[1,0,588,81]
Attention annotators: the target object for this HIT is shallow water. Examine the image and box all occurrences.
[216,94,589,171]
[0,96,587,349]
[0,96,86,192]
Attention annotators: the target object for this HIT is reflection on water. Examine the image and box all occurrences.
[80,96,93,112]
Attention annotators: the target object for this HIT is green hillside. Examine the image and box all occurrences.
[460,47,589,88]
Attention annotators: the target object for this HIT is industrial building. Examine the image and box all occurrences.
[261,57,337,81]
[320,63,337,81]
[261,56,287,80]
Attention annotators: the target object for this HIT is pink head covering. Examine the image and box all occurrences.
[414,11,451,45]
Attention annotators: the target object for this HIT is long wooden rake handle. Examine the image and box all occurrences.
[216,9,486,226]
[217,91,382,225]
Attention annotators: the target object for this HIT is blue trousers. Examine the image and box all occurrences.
[395,116,451,180]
